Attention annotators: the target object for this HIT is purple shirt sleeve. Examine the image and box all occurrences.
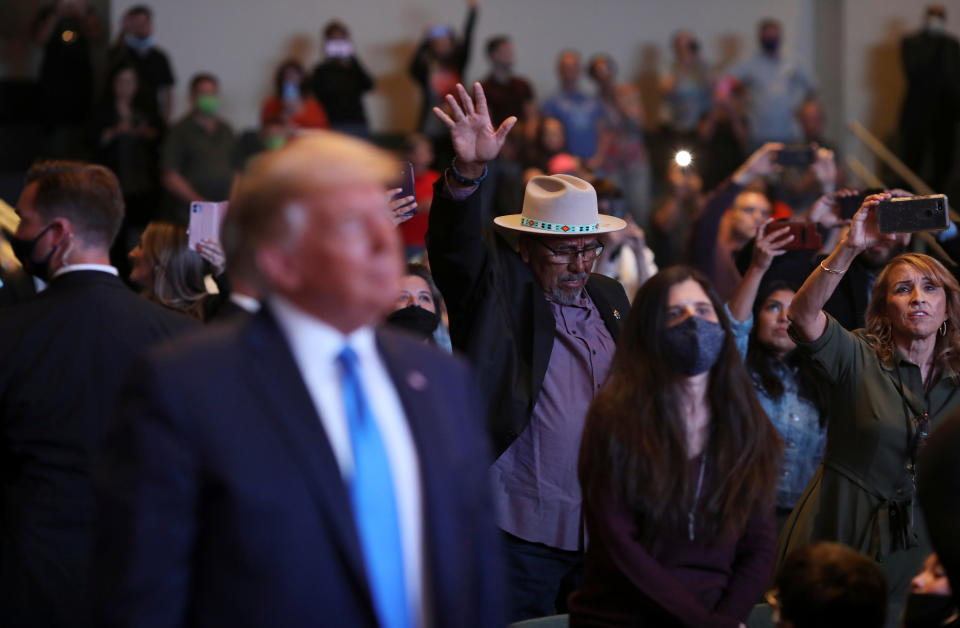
[714,499,777,619]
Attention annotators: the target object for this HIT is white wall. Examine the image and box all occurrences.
[110,0,815,134]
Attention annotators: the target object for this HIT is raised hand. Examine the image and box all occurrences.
[386,188,417,226]
[846,192,899,252]
[196,239,226,276]
[432,82,516,177]
[750,219,793,272]
[811,147,837,190]
[732,142,784,186]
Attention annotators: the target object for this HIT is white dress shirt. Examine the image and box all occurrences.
[51,264,119,279]
[269,295,426,626]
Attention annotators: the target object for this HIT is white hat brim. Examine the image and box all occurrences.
[492,213,627,235]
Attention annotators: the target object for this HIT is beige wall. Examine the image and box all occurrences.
[110,0,815,133]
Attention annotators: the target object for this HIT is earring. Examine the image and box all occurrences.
[940,321,948,336]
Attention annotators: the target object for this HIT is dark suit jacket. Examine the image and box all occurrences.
[428,181,631,456]
[95,310,505,628]
[0,270,197,627]
[920,409,960,610]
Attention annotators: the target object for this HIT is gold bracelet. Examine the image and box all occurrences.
[819,260,847,275]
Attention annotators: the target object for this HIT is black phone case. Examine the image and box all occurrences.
[877,195,950,234]
[775,146,815,167]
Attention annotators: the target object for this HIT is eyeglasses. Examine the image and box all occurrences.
[535,239,604,265]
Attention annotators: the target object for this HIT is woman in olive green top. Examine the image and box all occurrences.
[780,192,960,625]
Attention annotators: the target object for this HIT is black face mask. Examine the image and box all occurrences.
[386,306,440,340]
[662,316,726,376]
[903,593,958,628]
[4,225,56,282]
[761,37,780,54]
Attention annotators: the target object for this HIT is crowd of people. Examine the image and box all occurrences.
[3,2,960,628]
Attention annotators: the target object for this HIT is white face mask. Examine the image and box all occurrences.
[325,39,354,59]
[927,16,947,33]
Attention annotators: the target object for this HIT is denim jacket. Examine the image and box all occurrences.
[725,305,826,509]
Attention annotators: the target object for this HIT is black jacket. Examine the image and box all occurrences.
[0,270,197,627]
[428,181,630,456]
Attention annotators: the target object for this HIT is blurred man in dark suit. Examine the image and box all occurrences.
[96,132,504,628]
[0,162,197,627]
[900,4,960,190]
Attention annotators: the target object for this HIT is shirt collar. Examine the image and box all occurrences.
[52,264,119,279]
[268,294,376,364]
[229,293,261,313]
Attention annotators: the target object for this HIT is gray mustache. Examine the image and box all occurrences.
[559,272,589,283]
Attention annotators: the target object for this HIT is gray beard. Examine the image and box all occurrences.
[549,273,589,305]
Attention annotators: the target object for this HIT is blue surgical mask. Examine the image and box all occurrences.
[281,81,300,103]
[124,34,153,52]
[662,316,726,376]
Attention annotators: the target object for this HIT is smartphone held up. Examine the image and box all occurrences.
[392,161,417,218]
[876,194,950,235]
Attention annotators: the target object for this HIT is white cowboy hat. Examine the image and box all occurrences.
[493,174,626,235]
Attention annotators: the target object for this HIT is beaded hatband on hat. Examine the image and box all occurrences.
[493,174,626,235]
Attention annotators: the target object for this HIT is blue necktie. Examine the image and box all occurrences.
[337,346,411,628]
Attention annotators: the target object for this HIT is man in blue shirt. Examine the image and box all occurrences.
[731,19,815,148]
[541,50,604,161]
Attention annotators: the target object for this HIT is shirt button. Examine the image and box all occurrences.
[592,349,596,355]
[787,441,795,449]
[790,414,800,422]
[782,470,790,477]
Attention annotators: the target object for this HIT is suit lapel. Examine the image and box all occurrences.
[586,276,625,341]
[529,283,556,410]
[241,309,370,599]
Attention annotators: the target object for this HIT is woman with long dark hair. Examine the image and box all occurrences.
[570,266,782,627]
[727,221,827,529]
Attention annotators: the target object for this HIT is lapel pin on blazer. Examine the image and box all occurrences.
[407,370,428,391]
[613,309,621,320]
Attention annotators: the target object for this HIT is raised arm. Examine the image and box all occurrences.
[788,192,899,342]
[426,83,516,313]
[727,219,793,323]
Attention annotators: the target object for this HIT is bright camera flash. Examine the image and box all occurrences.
[675,150,693,168]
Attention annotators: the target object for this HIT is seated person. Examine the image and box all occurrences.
[386,263,452,352]
[903,553,959,628]
[772,542,887,628]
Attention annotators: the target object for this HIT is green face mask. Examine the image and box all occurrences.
[263,135,286,150]
[195,94,220,116]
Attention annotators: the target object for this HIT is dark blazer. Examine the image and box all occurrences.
[920,409,960,610]
[0,270,197,628]
[95,309,505,628]
[427,181,631,456]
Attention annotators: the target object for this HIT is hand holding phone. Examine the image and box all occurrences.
[778,222,824,250]
[876,194,950,234]
[391,162,417,218]
[188,201,228,250]
[774,145,816,168]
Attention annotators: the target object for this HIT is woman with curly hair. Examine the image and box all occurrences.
[780,192,960,625]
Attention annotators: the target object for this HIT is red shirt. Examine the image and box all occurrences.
[399,169,440,248]
[260,97,329,129]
